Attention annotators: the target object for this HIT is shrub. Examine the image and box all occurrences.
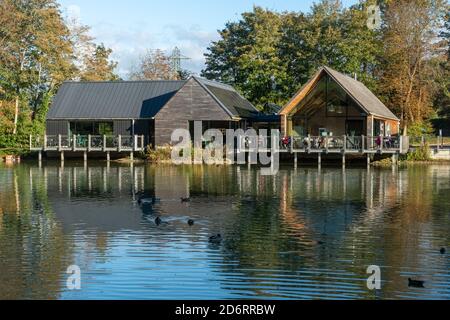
[145,145,172,163]
[407,143,431,161]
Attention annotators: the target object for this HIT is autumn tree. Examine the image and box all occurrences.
[129,49,179,80]
[0,0,74,135]
[80,44,119,81]
[433,8,450,118]
[378,0,447,130]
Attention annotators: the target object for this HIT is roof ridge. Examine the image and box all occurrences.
[192,76,236,91]
[63,80,187,84]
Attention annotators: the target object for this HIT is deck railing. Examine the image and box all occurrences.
[30,134,145,152]
[237,134,409,154]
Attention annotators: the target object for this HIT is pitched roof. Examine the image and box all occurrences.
[194,77,260,118]
[47,80,186,119]
[280,66,399,121]
[47,77,260,120]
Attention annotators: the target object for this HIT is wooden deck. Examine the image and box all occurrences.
[30,134,145,162]
[238,135,410,155]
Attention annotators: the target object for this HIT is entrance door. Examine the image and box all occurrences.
[346,120,364,136]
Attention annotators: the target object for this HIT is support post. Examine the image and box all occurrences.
[130,151,134,162]
[392,153,398,166]
[367,153,371,167]
[294,152,298,168]
[84,151,87,163]
[73,134,77,151]
[106,151,110,162]
[38,150,42,163]
[361,135,365,152]
[60,151,64,163]
[44,135,47,151]
[88,135,91,152]
[58,134,61,151]
[379,134,383,153]
[342,153,346,167]
[343,135,347,152]
[318,152,322,167]
[118,135,122,152]
[103,135,106,152]
[29,134,32,150]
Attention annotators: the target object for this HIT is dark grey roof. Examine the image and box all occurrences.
[47,80,186,119]
[323,66,399,121]
[195,77,260,118]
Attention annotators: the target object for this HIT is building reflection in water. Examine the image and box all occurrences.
[0,163,448,299]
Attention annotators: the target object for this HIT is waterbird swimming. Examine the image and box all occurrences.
[181,197,191,203]
[209,234,222,244]
[155,217,162,226]
[440,248,446,254]
[188,219,195,226]
[408,278,425,288]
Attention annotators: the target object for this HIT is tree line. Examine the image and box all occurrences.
[1,0,449,154]
[201,0,450,134]
[0,0,186,152]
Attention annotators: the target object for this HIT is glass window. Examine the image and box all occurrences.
[70,122,114,135]
[326,76,348,117]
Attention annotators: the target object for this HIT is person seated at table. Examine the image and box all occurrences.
[281,136,291,149]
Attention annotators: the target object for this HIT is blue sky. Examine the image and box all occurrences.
[58,0,358,78]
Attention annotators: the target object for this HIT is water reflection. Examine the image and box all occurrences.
[0,163,448,299]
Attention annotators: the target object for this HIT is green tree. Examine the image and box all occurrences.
[202,7,290,110]
[202,2,383,110]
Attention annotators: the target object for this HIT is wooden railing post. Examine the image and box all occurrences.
[399,135,403,154]
[58,134,61,151]
[88,134,91,152]
[73,134,76,151]
[307,134,311,153]
[103,135,106,152]
[343,135,347,153]
[118,135,122,152]
[134,135,138,151]
[44,135,47,151]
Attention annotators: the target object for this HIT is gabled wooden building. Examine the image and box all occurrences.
[46,76,261,148]
[280,66,400,139]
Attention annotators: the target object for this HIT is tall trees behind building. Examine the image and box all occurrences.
[0,0,118,149]
[202,0,449,131]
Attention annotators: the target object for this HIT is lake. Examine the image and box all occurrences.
[0,162,448,300]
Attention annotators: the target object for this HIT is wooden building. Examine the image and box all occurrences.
[45,76,262,149]
[280,66,400,139]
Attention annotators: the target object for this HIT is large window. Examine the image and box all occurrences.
[326,76,348,117]
[70,122,114,135]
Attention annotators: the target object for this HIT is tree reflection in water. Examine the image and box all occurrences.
[0,163,448,299]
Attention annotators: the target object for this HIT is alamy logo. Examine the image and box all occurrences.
[366,265,381,290]
[171,121,280,175]
[66,265,81,290]
[367,5,382,30]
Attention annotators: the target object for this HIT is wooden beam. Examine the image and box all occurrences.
[280,69,324,116]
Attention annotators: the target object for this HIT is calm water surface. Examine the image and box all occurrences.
[0,162,448,300]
